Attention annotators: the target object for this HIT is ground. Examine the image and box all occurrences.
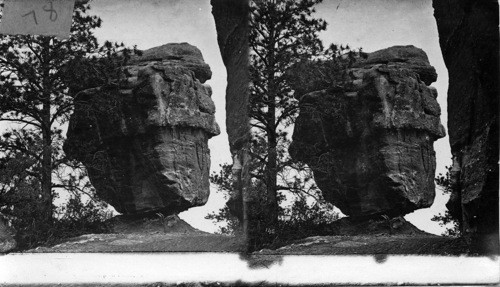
[26,215,244,253]
[22,215,468,255]
[254,234,468,256]
[27,232,243,253]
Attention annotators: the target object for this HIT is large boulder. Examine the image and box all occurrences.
[433,0,499,254]
[290,45,445,218]
[64,43,220,216]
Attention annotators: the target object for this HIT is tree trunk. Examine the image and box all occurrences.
[40,98,52,223]
[266,101,278,227]
[40,41,53,224]
[265,58,278,229]
[264,15,279,231]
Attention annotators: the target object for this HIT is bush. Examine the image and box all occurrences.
[242,183,340,251]
[431,166,461,237]
[1,175,111,250]
[207,163,341,251]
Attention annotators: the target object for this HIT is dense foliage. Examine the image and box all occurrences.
[248,0,327,230]
[431,166,461,237]
[207,162,339,249]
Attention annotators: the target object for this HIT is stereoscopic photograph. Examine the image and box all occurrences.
[0,0,498,285]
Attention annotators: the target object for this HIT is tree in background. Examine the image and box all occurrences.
[206,161,340,242]
[248,0,327,237]
[206,163,242,235]
[0,2,136,249]
[431,167,461,237]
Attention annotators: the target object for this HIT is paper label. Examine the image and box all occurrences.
[0,0,76,39]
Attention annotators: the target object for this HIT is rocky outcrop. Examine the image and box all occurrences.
[211,0,250,153]
[433,0,499,254]
[211,0,250,221]
[64,43,220,216]
[0,214,16,253]
[290,45,445,218]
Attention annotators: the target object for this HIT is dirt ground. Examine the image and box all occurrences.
[25,215,244,253]
[22,215,468,255]
[254,234,469,256]
[24,231,468,255]
[26,232,244,253]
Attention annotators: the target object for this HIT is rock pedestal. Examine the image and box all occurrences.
[64,43,220,216]
[290,45,445,218]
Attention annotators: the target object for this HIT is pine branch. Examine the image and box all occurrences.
[0,117,42,129]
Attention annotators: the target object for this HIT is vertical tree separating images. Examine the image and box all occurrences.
[207,0,358,249]
[0,2,136,249]
[249,0,327,231]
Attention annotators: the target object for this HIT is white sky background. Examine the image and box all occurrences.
[315,0,452,235]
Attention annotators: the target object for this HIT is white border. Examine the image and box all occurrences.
[0,253,499,285]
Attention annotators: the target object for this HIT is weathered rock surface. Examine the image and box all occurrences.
[0,214,16,253]
[211,0,250,221]
[211,0,250,153]
[130,43,213,84]
[290,45,445,218]
[255,233,468,256]
[357,45,437,86]
[65,43,220,216]
[433,0,499,254]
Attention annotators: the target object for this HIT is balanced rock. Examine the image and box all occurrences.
[64,43,220,215]
[290,45,445,218]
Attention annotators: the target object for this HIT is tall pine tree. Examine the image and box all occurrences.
[0,1,135,247]
[248,0,327,235]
